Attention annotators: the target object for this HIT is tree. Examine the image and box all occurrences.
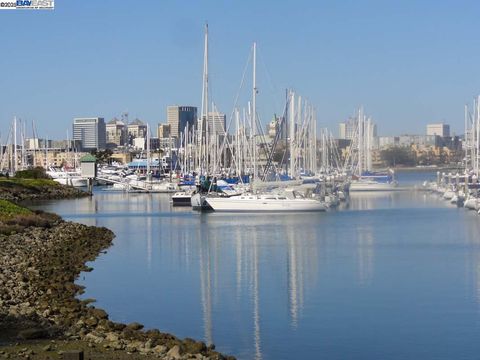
[90,149,113,164]
[380,147,416,167]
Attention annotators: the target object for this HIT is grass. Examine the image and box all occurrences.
[0,200,60,235]
[0,199,32,218]
[0,178,60,188]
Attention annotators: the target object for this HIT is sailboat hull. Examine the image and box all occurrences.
[205,196,327,212]
[350,180,399,192]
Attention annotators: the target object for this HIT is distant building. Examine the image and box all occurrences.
[266,115,286,140]
[157,124,171,139]
[398,135,438,148]
[25,138,81,151]
[106,118,126,147]
[167,106,197,139]
[127,119,147,143]
[339,117,377,140]
[73,117,106,151]
[427,123,450,137]
[378,136,399,148]
[207,111,227,136]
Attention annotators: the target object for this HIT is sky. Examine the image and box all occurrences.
[0,0,479,141]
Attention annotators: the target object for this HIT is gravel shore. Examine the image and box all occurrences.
[0,184,234,360]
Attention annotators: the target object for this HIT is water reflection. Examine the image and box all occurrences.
[357,225,375,286]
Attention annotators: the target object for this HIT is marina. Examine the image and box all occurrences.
[27,171,480,360]
[1,2,480,359]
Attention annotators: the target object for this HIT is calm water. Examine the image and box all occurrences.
[30,171,480,360]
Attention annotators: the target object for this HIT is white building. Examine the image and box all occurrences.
[207,111,227,136]
[426,123,450,137]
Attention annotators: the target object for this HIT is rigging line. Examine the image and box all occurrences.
[261,96,289,181]
[257,46,281,115]
[213,48,253,179]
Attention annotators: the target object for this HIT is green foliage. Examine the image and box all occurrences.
[0,200,61,234]
[380,147,416,167]
[90,149,113,164]
[0,199,32,218]
[0,178,60,188]
[14,167,51,179]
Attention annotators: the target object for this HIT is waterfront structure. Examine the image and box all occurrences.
[167,106,197,139]
[427,123,450,137]
[106,118,127,147]
[73,117,106,151]
[207,111,227,136]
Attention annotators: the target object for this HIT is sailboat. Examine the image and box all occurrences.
[349,108,398,192]
[204,43,326,212]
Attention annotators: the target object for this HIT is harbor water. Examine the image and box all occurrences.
[29,171,480,360]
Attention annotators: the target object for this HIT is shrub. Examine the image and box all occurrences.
[14,167,51,179]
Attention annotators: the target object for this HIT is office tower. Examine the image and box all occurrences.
[73,117,106,151]
[167,106,197,138]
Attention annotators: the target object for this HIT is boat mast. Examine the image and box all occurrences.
[252,42,257,184]
[13,116,17,173]
[200,23,209,175]
[146,122,151,178]
[289,91,295,178]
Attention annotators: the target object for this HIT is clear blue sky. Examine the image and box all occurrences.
[0,0,479,141]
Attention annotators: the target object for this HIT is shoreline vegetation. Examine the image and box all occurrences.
[0,178,233,359]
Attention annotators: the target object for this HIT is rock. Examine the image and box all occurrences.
[105,332,119,342]
[42,344,52,352]
[84,332,104,344]
[84,316,98,327]
[153,345,167,354]
[167,345,182,359]
[90,308,108,320]
[144,339,153,350]
[126,322,144,331]
[17,328,48,340]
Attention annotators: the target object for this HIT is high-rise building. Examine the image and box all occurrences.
[167,106,197,138]
[427,123,450,137]
[73,117,106,151]
[157,124,171,139]
[106,118,126,147]
[207,111,227,136]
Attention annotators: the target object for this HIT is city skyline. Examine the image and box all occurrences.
[1,0,479,141]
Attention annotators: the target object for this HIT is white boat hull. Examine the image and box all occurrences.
[206,195,327,212]
[191,193,213,211]
[350,181,398,192]
[53,177,88,187]
[464,198,479,210]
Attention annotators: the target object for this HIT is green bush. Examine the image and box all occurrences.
[14,167,51,179]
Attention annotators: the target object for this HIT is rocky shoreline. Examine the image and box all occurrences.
[0,187,234,359]
[0,178,89,203]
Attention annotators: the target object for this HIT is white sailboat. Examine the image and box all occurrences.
[204,43,326,212]
[349,108,398,192]
[206,192,327,212]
